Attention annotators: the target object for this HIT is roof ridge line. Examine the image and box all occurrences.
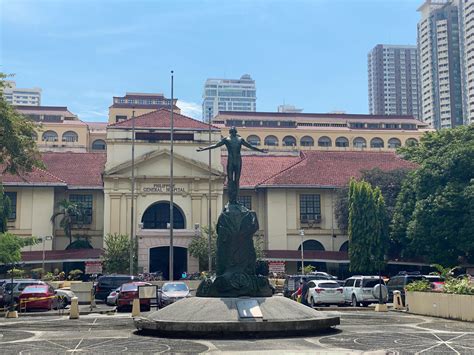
[255,154,307,187]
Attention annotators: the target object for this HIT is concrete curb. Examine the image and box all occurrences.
[0,308,117,318]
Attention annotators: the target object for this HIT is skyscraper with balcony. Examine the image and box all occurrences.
[368,45,420,118]
[417,0,474,129]
[202,74,256,120]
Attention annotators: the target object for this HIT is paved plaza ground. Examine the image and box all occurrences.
[0,309,473,354]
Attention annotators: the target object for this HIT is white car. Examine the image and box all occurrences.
[106,287,120,306]
[343,276,388,307]
[306,280,344,307]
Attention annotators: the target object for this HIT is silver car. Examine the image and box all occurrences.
[158,282,191,307]
[106,287,120,306]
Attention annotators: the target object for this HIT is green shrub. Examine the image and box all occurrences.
[443,277,474,295]
[406,279,431,292]
[68,269,83,280]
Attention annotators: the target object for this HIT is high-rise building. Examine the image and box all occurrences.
[368,45,420,118]
[2,81,41,106]
[202,74,256,120]
[417,0,474,129]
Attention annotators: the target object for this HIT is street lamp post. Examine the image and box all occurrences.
[299,229,305,274]
[41,236,53,273]
[207,107,212,273]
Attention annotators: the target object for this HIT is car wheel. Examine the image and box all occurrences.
[351,295,358,307]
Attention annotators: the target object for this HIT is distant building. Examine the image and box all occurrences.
[108,92,180,124]
[202,74,256,120]
[3,81,41,106]
[368,45,420,118]
[417,0,474,128]
[277,104,303,113]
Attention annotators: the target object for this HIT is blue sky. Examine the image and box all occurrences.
[1,0,420,122]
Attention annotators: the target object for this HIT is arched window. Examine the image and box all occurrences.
[300,136,314,147]
[264,135,279,146]
[42,130,58,142]
[405,138,418,146]
[370,137,384,148]
[335,136,349,147]
[92,139,106,150]
[246,135,261,146]
[283,135,296,147]
[318,136,332,147]
[353,137,367,148]
[339,241,349,252]
[388,138,401,149]
[298,239,325,251]
[62,131,78,142]
[141,202,185,229]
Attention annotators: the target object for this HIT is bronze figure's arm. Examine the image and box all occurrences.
[241,138,267,153]
[197,139,226,152]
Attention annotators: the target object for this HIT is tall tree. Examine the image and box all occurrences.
[50,200,84,246]
[0,73,43,176]
[102,233,136,274]
[348,179,388,273]
[391,125,474,265]
[0,184,11,233]
[0,232,37,265]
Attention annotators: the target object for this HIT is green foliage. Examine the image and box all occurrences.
[391,125,474,265]
[30,267,44,278]
[51,200,84,245]
[0,232,37,264]
[443,277,474,295]
[335,168,409,234]
[102,233,136,274]
[0,184,11,233]
[405,279,431,292]
[68,269,83,280]
[348,179,388,273]
[0,73,43,176]
[188,225,217,271]
[430,264,458,279]
[7,268,25,278]
[300,265,316,274]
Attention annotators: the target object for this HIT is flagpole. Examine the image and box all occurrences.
[208,107,212,273]
[169,71,174,281]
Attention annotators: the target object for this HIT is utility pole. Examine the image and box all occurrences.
[169,71,175,281]
[299,229,305,274]
[129,108,136,275]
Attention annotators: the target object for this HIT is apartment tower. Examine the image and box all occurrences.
[368,45,420,118]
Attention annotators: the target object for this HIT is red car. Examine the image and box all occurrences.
[116,282,152,312]
[19,285,58,311]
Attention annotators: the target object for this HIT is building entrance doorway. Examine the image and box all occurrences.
[149,246,187,280]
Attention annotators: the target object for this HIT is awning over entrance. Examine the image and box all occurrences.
[20,249,103,264]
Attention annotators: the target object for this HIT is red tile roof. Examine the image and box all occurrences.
[231,150,416,188]
[109,108,218,130]
[2,152,106,188]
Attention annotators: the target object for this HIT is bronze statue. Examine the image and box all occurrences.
[197,127,266,203]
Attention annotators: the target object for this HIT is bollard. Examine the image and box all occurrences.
[5,309,18,318]
[374,303,388,312]
[69,297,79,319]
[393,290,404,310]
[131,298,141,317]
[90,288,96,310]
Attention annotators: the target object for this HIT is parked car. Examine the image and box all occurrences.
[19,284,58,311]
[106,287,120,306]
[386,272,440,302]
[343,276,388,307]
[158,282,191,307]
[94,275,140,300]
[54,287,76,308]
[116,282,152,312]
[306,280,344,307]
[283,273,336,298]
[424,275,445,292]
[2,280,47,306]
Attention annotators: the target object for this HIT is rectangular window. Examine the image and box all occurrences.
[238,196,252,210]
[115,115,127,122]
[69,194,93,224]
[299,194,321,223]
[4,192,17,220]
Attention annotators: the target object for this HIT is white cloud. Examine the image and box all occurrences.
[177,100,202,120]
[76,109,108,122]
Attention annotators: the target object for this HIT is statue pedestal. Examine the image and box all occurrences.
[197,203,273,298]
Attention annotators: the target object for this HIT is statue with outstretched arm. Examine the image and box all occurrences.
[197,127,266,203]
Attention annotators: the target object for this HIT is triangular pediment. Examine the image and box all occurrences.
[105,149,224,178]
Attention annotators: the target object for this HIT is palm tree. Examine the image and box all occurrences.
[51,200,84,246]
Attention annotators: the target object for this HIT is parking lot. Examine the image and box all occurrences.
[1,309,474,354]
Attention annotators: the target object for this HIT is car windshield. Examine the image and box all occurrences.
[317,282,339,288]
[162,283,188,292]
[362,279,384,288]
[22,286,48,294]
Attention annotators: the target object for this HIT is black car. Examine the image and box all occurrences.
[94,275,140,300]
[283,273,336,298]
[386,272,440,302]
